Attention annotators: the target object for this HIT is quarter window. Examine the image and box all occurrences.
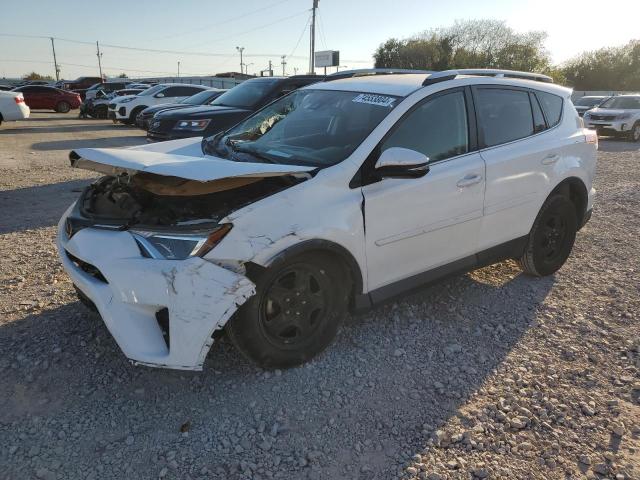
[530,93,546,133]
[536,91,563,127]
[381,91,469,162]
[475,88,534,147]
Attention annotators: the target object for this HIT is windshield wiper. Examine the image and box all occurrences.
[233,145,275,164]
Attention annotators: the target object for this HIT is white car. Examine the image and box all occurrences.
[57,69,597,371]
[0,90,30,125]
[583,95,640,141]
[108,83,208,124]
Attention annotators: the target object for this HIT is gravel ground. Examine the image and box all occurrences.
[0,113,638,480]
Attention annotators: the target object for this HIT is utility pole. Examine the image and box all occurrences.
[309,0,318,74]
[294,67,299,75]
[50,37,60,81]
[281,55,287,76]
[177,61,180,77]
[96,41,103,79]
[236,46,245,75]
[268,60,273,76]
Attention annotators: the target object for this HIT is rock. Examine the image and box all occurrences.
[579,454,591,465]
[593,463,608,475]
[611,423,625,437]
[473,466,489,478]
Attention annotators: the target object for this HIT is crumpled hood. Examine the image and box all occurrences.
[69,137,315,182]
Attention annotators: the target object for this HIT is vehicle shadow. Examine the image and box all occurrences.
[0,179,92,234]
[598,138,640,153]
[0,261,554,479]
[30,135,146,151]
[1,124,139,136]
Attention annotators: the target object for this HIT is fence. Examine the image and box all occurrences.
[108,76,245,89]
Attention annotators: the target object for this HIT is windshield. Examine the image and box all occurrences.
[138,84,165,97]
[574,97,604,107]
[205,89,400,167]
[598,96,640,109]
[211,78,280,108]
[180,90,215,105]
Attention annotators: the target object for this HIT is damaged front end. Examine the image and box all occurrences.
[58,140,314,370]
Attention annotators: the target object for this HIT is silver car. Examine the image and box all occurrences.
[583,95,640,141]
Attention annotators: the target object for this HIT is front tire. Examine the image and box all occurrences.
[55,101,71,113]
[630,122,640,142]
[518,194,578,276]
[227,253,348,368]
[128,106,146,124]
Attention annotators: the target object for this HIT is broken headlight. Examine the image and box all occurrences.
[131,224,232,260]
[174,119,211,131]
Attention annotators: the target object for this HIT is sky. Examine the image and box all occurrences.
[0,0,638,80]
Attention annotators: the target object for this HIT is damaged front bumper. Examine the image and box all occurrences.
[56,205,256,370]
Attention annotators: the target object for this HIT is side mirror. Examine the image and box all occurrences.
[155,92,165,98]
[375,147,430,179]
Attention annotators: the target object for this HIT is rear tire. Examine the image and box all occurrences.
[227,253,348,368]
[55,101,71,113]
[518,194,577,276]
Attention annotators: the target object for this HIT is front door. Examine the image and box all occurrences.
[362,89,486,295]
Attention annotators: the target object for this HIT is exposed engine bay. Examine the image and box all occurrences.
[78,173,304,228]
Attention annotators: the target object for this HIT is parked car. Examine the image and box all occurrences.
[62,76,105,91]
[0,84,15,91]
[84,81,130,101]
[12,85,81,112]
[15,80,51,87]
[583,95,640,141]
[135,88,226,130]
[108,84,208,124]
[573,95,607,117]
[147,76,322,141]
[0,90,30,125]
[58,69,596,371]
[80,88,146,119]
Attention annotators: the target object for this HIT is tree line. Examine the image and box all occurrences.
[373,20,639,90]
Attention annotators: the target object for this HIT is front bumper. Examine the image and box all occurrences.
[56,206,256,370]
[584,119,630,134]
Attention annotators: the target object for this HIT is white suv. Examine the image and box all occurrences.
[583,95,640,141]
[108,83,207,124]
[57,69,597,371]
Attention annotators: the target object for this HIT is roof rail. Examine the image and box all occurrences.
[325,68,434,81]
[422,69,553,86]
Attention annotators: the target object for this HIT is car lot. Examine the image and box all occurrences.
[0,113,639,479]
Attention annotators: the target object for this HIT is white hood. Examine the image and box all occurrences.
[69,137,315,182]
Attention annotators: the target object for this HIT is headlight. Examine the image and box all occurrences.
[121,97,136,103]
[130,224,232,260]
[583,112,591,119]
[174,119,211,131]
[617,113,632,120]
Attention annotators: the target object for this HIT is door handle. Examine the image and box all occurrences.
[456,174,483,188]
[542,154,560,165]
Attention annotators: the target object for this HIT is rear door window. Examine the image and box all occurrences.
[536,91,563,127]
[474,88,534,147]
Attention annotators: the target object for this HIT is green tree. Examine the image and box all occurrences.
[117,73,128,78]
[23,72,54,81]
[562,40,640,90]
[374,19,550,74]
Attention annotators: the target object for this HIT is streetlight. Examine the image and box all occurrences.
[177,61,180,78]
[236,46,245,75]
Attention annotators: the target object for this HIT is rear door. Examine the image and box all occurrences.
[362,88,486,294]
[473,86,561,250]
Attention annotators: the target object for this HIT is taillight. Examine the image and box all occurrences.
[14,96,24,104]
[585,129,598,150]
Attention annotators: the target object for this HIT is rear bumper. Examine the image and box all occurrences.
[56,205,256,370]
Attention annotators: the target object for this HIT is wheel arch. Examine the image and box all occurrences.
[246,239,365,308]
[549,176,589,228]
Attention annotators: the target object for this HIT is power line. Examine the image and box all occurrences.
[317,10,328,49]
[182,9,310,49]
[152,0,296,42]
[288,12,312,58]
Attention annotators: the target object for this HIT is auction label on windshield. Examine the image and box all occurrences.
[352,93,395,107]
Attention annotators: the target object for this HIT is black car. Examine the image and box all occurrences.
[147,76,323,141]
[135,88,226,130]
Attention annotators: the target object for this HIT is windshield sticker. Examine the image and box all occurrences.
[352,94,396,107]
